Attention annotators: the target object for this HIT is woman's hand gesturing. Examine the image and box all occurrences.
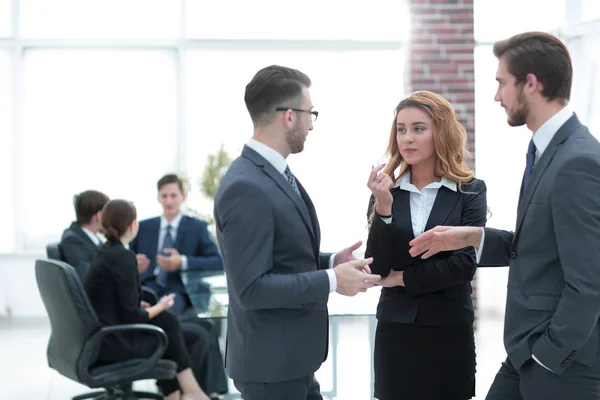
[367,164,394,216]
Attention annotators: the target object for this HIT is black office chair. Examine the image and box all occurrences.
[46,242,63,261]
[35,258,177,400]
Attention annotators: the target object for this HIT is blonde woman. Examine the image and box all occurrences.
[366,91,487,400]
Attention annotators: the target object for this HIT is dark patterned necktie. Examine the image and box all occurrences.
[523,139,537,190]
[156,224,173,287]
[284,166,301,197]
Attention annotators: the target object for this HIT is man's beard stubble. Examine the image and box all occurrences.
[507,87,530,127]
[286,122,306,154]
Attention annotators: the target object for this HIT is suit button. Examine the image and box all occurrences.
[511,251,517,259]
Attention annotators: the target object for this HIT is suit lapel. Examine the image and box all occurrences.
[514,115,580,237]
[71,223,100,253]
[174,216,188,250]
[424,186,460,232]
[148,218,161,258]
[242,146,317,245]
[261,163,317,244]
[296,179,320,253]
[391,188,414,240]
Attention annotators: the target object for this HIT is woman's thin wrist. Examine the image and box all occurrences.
[375,205,392,218]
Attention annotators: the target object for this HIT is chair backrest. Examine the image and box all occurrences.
[46,242,64,261]
[35,259,102,382]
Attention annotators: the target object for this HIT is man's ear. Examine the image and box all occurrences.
[280,109,295,129]
[525,73,542,95]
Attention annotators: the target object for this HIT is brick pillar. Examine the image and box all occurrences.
[406,0,477,323]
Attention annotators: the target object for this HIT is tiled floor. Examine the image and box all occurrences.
[0,315,506,399]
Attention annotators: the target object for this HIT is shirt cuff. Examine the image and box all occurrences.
[475,227,485,263]
[329,253,336,269]
[381,216,392,224]
[326,269,337,293]
[181,255,188,271]
[532,354,554,373]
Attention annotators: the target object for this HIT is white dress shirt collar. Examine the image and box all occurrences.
[247,138,288,174]
[160,213,183,233]
[81,226,101,246]
[393,170,458,192]
[532,107,573,157]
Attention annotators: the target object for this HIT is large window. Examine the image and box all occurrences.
[19,50,177,249]
[1,1,407,253]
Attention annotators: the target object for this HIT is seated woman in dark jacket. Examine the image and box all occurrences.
[85,199,210,400]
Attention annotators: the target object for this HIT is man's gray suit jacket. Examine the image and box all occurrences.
[481,114,600,375]
[214,145,332,383]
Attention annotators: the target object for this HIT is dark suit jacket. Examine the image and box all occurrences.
[480,115,600,375]
[214,145,332,383]
[366,179,487,325]
[84,240,150,357]
[130,215,223,294]
[60,222,99,282]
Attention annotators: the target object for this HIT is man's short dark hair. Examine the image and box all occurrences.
[157,174,185,193]
[74,190,109,225]
[493,32,572,104]
[244,65,311,125]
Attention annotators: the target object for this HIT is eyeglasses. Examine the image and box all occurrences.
[274,107,319,122]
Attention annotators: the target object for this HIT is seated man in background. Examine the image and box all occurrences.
[130,174,228,398]
[59,190,109,282]
[130,173,224,315]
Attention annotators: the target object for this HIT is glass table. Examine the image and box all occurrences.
[183,271,380,400]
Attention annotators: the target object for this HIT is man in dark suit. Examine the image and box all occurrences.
[130,174,228,398]
[408,32,600,399]
[60,190,109,282]
[130,174,224,315]
[213,65,381,400]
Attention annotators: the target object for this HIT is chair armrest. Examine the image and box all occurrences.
[79,324,169,384]
[142,286,158,305]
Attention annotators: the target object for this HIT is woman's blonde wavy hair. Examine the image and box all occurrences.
[369,91,475,222]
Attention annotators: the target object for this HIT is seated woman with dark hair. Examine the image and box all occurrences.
[85,199,210,400]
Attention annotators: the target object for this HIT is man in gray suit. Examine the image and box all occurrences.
[214,65,380,400]
[408,32,600,399]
